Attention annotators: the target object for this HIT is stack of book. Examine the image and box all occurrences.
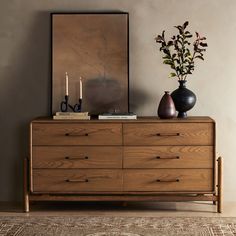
[98,112,137,120]
[53,112,90,120]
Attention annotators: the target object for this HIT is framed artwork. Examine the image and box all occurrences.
[51,12,129,114]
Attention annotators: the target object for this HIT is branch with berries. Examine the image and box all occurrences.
[155,21,208,81]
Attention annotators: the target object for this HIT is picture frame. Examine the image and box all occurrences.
[51,12,129,115]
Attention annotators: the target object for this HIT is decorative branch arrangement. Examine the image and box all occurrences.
[155,21,208,81]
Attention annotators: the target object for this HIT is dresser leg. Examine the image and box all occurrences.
[217,157,223,213]
[24,158,30,212]
[24,193,29,213]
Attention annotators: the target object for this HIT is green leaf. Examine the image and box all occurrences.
[155,35,163,43]
[183,21,189,29]
[163,60,174,65]
[169,72,177,78]
[176,66,180,72]
[195,55,204,60]
[184,50,191,56]
[174,59,180,64]
[200,42,208,47]
[175,26,184,35]
[162,55,171,59]
[162,30,165,38]
[163,49,170,54]
[185,34,192,38]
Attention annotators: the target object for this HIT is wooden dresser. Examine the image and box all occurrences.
[24,116,222,212]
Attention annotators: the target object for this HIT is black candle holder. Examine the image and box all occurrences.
[73,98,82,112]
[60,96,82,112]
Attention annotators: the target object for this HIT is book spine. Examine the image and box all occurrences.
[55,112,88,116]
[53,116,90,120]
[98,116,137,120]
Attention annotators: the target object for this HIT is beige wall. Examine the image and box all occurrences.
[0,0,235,201]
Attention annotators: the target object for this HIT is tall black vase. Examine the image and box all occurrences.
[171,80,196,118]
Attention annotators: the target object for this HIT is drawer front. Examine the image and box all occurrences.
[32,146,122,169]
[124,169,213,192]
[32,123,122,145]
[123,123,214,145]
[124,146,213,168]
[33,169,123,192]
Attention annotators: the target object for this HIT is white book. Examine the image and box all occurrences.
[98,115,137,120]
[55,112,89,116]
[53,115,90,120]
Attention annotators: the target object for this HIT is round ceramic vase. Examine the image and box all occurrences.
[171,80,196,118]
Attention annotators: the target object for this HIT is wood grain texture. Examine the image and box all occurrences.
[124,146,213,169]
[29,191,215,195]
[123,169,213,192]
[29,122,33,193]
[28,116,218,212]
[32,123,122,145]
[32,146,122,169]
[29,194,217,202]
[123,123,214,145]
[33,169,123,192]
[32,116,215,123]
[218,157,223,213]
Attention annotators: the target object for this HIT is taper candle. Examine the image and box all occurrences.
[65,72,69,96]
[79,77,82,99]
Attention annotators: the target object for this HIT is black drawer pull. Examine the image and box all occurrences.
[65,156,89,160]
[65,179,89,183]
[65,133,89,136]
[156,179,180,182]
[156,156,180,159]
[156,133,180,137]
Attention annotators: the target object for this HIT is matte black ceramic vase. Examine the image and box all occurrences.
[171,80,196,118]
[158,91,176,119]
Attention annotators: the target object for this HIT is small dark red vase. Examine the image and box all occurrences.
[158,91,176,119]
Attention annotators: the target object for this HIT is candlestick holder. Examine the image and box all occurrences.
[73,98,82,112]
[60,95,74,112]
[60,96,82,112]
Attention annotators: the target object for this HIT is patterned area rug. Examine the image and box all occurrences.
[1,216,236,236]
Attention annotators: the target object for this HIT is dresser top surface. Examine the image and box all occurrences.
[31,116,215,123]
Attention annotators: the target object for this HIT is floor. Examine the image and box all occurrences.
[0,201,236,217]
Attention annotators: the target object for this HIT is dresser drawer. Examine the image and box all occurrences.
[32,146,122,169]
[33,169,123,192]
[32,123,122,145]
[124,169,213,192]
[124,146,213,168]
[123,123,214,145]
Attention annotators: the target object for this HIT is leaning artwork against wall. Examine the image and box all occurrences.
[52,13,129,115]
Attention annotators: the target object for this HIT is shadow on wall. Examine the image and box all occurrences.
[0,11,51,202]
[85,77,125,114]
[129,87,153,113]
